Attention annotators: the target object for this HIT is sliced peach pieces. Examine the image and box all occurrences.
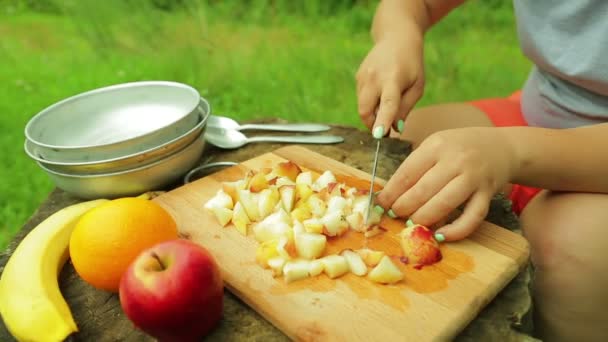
[295,183,313,202]
[400,224,442,267]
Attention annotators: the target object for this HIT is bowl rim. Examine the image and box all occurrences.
[36,129,206,178]
[24,80,206,150]
[24,103,209,166]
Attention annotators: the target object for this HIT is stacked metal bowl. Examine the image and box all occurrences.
[24,81,210,199]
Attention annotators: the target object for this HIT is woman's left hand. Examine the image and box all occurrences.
[376,127,518,241]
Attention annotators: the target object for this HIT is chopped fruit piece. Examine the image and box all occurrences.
[256,239,280,268]
[341,250,368,276]
[344,187,358,198]
[252,209,292,242]
[268,257,286,276]
[294,232,327,260]
[364,225,386,238]
[253,220,291,243]
[303,218,324,234]
[309,260,324,277]
[312,170,336,192]
[295,171,313,186]
[400,225,442,267]
[351,195,369,216]
[232,202,250,235]
[327,196,348,213]
[306,194,327,217]
[249,172,270,192]
[275,161,302,182]
[355,249,385,267]
[279,185,296,213]
[258,188,280,218]
[222,181,244,204]
[204,190,234,211]
[283,260,311,283]
[293,221,305,236]
[210,207,233,227]
[368,256,404,284]
[276,176,296,187]
[320,255,350,279]
[345,212,364,232]
[321,211,349,237]
[295,184,313,202]
[276,236,297,259]
[291,206,312,222]
[237,189,260,221]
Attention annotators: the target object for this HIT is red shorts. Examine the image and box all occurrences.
[469,91,543,215]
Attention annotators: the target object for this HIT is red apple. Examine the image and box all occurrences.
[119,239,224,342]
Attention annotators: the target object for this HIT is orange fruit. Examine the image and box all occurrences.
[69,197,178,292]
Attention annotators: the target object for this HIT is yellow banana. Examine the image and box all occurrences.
[0,199,109,342]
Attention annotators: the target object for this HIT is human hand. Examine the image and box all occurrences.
[376,127,518,241]
[356,33,425,138]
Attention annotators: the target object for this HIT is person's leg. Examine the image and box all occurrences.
[520,192,608,342]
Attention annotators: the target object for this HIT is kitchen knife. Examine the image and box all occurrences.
[364,138,381,226]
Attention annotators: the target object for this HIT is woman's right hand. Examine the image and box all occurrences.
[356,32,426,138]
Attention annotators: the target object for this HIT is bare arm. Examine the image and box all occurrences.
[505,123,608,193]
[371,0,466,43]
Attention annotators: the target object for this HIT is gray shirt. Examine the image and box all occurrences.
[513,0,608,128]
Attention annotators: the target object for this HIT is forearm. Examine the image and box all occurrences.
[503,123,608,193]
[371,0,466,43]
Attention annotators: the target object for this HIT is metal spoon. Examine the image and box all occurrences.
[208,115,331,132]
[204,127,344,149]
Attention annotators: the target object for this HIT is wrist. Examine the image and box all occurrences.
[496,127,527,185]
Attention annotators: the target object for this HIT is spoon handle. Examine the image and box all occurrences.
[236,123,331,132]
[246,135,344,145]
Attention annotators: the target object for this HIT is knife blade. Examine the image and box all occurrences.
[364,138,381,226]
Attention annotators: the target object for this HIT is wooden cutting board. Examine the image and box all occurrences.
[153,145,530,341]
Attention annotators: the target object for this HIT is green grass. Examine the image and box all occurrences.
[0,0,530,249]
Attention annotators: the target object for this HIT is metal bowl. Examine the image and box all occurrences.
[25,81,205,162]
[36,130,206,199]
[24,104,208,174]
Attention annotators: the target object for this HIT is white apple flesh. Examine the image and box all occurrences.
[320,255,350,279]
[341,250,368,276]
[368,256,404,284]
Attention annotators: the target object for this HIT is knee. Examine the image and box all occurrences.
[520,191,608,272]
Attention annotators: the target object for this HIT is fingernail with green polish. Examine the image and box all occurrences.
[434,233,445,243]
[372,126,384,139]
[387,209,397,218]
[373,205,385,214]
[397,120,404,133]
[406,219,414,227]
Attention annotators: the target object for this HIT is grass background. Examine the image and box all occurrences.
[0,0,530,249]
